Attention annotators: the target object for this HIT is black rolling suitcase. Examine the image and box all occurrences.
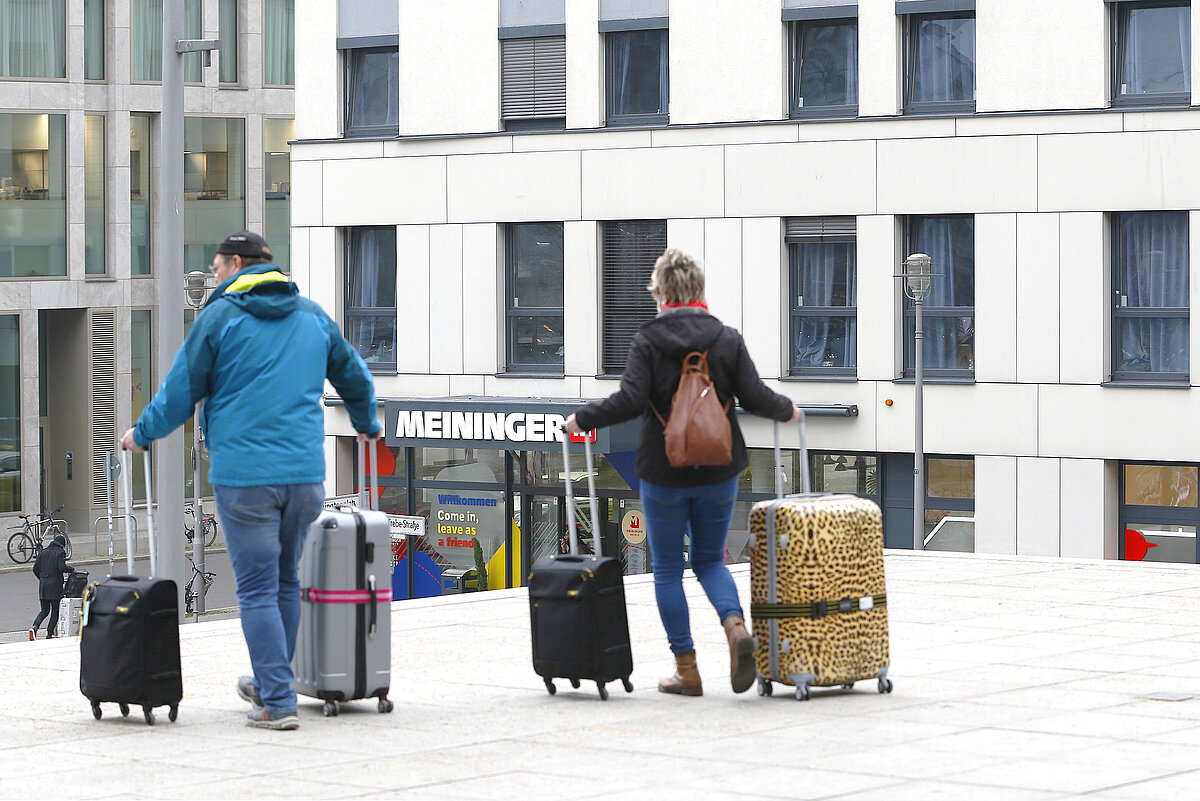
[528,435,634,700]
[79,448,182,725]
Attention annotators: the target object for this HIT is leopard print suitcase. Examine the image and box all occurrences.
[748,494,892,700]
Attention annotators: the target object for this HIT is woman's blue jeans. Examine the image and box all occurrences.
[213,483,324,716]
[640,476,744,655]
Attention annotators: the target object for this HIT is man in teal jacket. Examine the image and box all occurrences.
[121,231,380,730]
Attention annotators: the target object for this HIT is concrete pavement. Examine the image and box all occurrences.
[4,551,1200,800]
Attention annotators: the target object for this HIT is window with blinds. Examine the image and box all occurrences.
[787,217,857,376]
[601,220,666,374]
[501,36,566,131]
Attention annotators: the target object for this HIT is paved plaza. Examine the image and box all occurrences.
[3,551,1200,799]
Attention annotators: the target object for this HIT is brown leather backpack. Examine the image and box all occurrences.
[652,350,733,468]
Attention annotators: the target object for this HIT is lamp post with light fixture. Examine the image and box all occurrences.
[898,253,936,551]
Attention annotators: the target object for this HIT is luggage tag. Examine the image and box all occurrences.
[80,585,94,634]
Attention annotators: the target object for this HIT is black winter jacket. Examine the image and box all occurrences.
[32,542,69,601]
[575,308,794,488]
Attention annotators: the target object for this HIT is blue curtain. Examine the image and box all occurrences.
[798,22,858,107]
[911,16,975,104]
[1122,6,1191,96]
[1117,212,1189,374]
[793,242,856,370]
[909,216,974,370]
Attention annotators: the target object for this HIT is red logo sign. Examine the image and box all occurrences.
[568,429,597,443]
[1124,529,1159,561]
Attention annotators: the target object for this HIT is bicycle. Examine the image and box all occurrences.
[7,505,71,564]
[184,553,216,616]
[183,504,218,548]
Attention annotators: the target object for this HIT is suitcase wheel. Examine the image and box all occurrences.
[877,678,894,694]
[143,706,155,726]
[90,701,102,720]
[795,685,811,702]
[841,683,854,691]
[621,677,633,694]
[377,697,394,714]
[543,678,556,696]
[119,703,130,717]
[169,705,179,722]
[757,678,772,697]
[569,678,580,689]
[597,682,608,701]
[322,700,339,717]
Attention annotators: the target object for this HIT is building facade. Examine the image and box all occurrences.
[294,0,1200,596]
[0,0,294,538]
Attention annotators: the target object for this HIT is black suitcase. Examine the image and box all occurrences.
[79,449,183,725]
[528,436,633,700]
[64,569,88,598]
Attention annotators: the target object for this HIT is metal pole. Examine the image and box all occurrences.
[192,403,205,615]
[913,295,925,551]
[105,451,116,576]
[156,0,187,612]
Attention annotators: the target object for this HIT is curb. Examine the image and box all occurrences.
[0,547,228,575]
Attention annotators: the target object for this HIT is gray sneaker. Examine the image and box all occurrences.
[236,675,262,708]
[245,707,299,730]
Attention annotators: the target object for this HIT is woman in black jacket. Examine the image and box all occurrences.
[29,534,71,640]
[567,249,797,696]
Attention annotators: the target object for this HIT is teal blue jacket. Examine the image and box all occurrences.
[134,264,381,486]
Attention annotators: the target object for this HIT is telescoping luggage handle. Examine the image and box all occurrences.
[356,438,380,513]
[118,447,157,578]
[773,407,809,499]
[561,432,602,558]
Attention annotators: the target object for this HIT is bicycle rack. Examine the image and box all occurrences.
[92,514,140,577]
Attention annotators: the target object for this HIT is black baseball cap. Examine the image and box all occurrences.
[216,231,273,260]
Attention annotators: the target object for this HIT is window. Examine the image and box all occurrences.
[183,117,245,273]
[130,310,151,503]
[130,114,152,276]
[903,215,974,377]
[264,0,295,86]
[902,10,975,115]
[85,0,104,80]
[133,0,201,82]
[788,217,857,376]
[1112,1,1191,106]
[0,0,65,78]
[344,47,399,138]
[1122,462,1199,562]
[506,223,564,372]
[788,16,858,117]
[0,113,67,277]
[810,453,878,499]
[264,118,293,272]
[605,29,669,127]
[1111,212,1189,381]
[0,316,18,514]
[601,220,665,374]
[500,35,566,131]
[219,0,238,84]
[85,115,105,275]
[345,226,397,370]
[922,456,975,551]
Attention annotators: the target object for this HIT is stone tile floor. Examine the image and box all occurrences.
[3,551,1200,799]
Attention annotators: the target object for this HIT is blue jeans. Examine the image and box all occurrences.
[214,483,324,715]
[641,476,744,655]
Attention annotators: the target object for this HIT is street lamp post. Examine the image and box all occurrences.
[900,253,935,551]
[184,271,213,615]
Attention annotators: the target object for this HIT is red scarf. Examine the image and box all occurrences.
[661,301,709,310]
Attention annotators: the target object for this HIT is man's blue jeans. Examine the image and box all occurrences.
[213,483,324,715]
[640,476,744,655]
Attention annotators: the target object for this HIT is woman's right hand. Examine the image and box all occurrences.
[787,406,801,423]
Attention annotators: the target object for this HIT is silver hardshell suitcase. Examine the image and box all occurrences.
[292,445,394,716]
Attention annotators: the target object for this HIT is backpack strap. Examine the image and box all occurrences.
[650,350,732,424]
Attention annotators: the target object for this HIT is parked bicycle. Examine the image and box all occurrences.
[7,505,71,564]
[184,552,216,616]
[183,504,218,548]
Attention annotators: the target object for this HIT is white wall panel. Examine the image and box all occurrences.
[566,0,602,129]
[858,0,899,117]
[670,0,783,125]
[563,221,600,376]
[483,376,582,397]
[461,224,500,375]
[976,0,1106,113]
[372,374,453,398]
[667,219,705,264]
[1060,458,1107,559]
[396,225,431,374]
[875,382,1038,456]
[322,157,448,226]
[877,136,1038,214]
[1017,457,1060,556]
[429,225,464,374]
[973,213,1017,383]
[306,227,338,318]
[447,151,582,222]
[1058,213,1106,385]
[1038,131,1200,212]
[974,455,1017,554]
[290,227,311,301]
[1040,385,1200,461]
[1015,213,1060,384]
[725,140,877,217]
[295,0,340,140]
[704,218,743,330]
[290,160,323,227]
[399,1,500,135]
[740,217,784,376]
[582,146,724,219]
[855,215,898,381]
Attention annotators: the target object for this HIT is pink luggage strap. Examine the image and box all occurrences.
[302,587,393,604]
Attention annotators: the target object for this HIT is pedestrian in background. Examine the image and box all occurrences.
[28,534,70,640]
[121,231,380,730]
[566,248,798,696]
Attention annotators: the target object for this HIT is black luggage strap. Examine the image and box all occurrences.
[752,594,886,620]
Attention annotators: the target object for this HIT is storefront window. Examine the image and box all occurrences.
[84,115,105,275]
[0,113,66,277]
[184,117,246,273]
[130,310,152,503]
[0,316,19,513]
[1122,462,1199,563]
[924,456,975,551]
[812,453,878,497]
[130,114,151,276]
[416,448,504,484]
[1125,463,1197,507]
[264,118,293,271]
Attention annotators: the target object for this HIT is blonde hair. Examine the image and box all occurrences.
[647,248,705,305]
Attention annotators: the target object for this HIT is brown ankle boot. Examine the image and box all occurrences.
[723,615,756,694]
[658,651,703,696]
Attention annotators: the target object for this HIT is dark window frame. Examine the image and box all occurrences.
[500,34,567,132]
[1119,460,1200,562]
[601,219,666,375]
[787,17,860,119]
[902,10,976,116]
[902,214,975,380]
[1111,0,1192,108]
[344,226,397,374]
[343,46,399,139]
[505,222,565,373]
[604,28,670,128]
[787,219,858,377]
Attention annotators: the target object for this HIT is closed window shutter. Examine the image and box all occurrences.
[602,220,666,373]
[785,216,856,241]
[90,311,116,506]
[501,36,566,120]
